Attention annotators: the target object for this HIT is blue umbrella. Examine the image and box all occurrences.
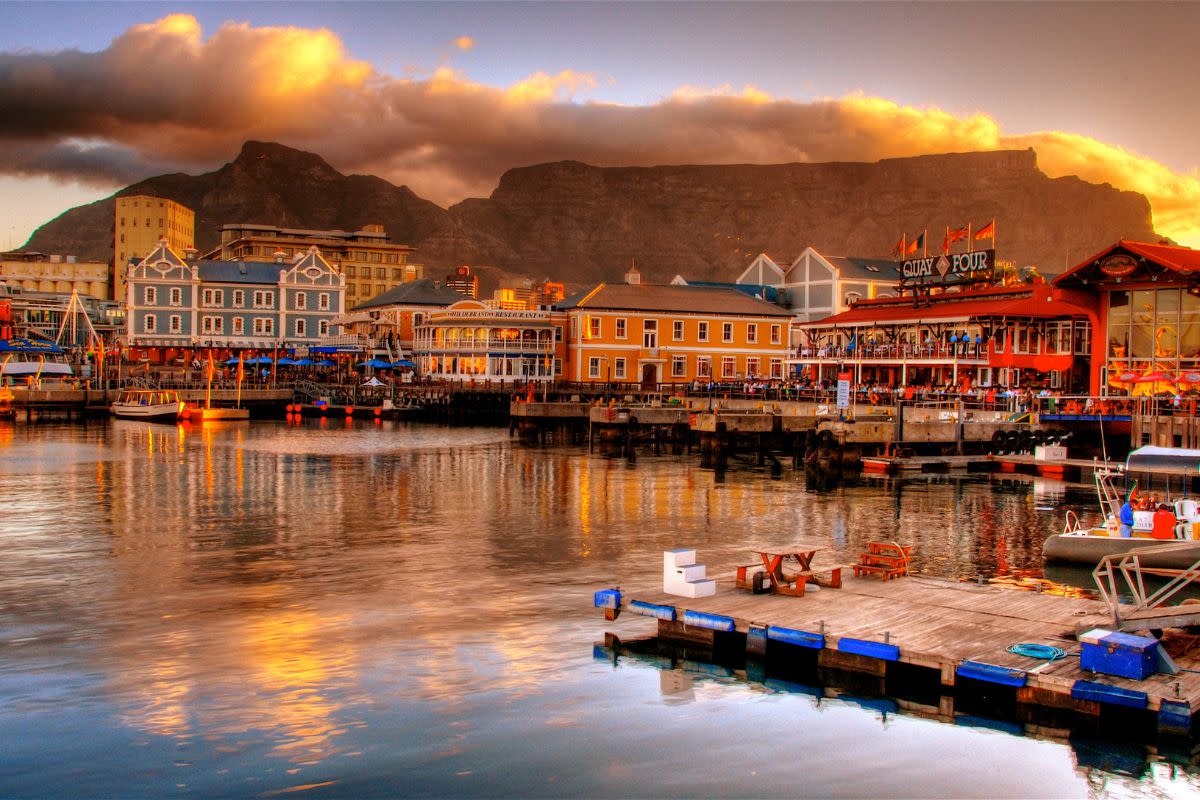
[317,359,335,367]
[392,359,416,368]
[224,357,240,365]
[277,357,297,366]
[359,358,392,368]
[293,357,316,366]
[251,356,274,365]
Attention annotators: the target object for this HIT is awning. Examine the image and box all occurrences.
[1126,446,1200,475]
[800,293,1094,328]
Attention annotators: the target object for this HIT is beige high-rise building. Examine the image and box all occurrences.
[206,223,423,305]
[114,195,195,302]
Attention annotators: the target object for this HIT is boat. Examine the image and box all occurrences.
[0,387,14,420]
[1042,446,1200,568]
[110,388,185,422]
[0,338,74,384]
[183,405,249,422]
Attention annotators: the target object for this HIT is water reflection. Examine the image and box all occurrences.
[0,420,1192,797]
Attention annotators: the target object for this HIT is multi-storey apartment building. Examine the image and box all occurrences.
[114,195,195,302]
[206,223,422,306]
[125,239,344,353]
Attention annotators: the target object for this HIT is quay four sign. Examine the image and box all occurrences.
[901,249,994,284]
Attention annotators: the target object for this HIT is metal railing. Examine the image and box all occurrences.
[1092,543,1200,628]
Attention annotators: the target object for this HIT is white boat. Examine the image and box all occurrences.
[1042,447,1200,568]
[0,338,74,383]
[110,388,185,422]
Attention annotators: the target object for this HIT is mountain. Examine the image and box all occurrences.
[26,142,1157,289]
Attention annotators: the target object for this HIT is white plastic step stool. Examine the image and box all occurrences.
[663,548,716,598]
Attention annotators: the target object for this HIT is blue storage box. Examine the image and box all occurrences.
[1079,628,1158,680]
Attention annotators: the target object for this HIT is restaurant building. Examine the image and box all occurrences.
[1053,240,1200,395]
[412,300,565,383]
[797,249,1098,391]
[340,279,468,356]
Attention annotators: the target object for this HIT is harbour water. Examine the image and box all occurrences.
[1,419,1198,798]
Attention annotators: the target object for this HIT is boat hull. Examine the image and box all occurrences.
[111,402,184,422]
[1043,532,1200,568]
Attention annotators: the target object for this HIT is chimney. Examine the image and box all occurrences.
[274,250,286,264]
[625,257,642,285]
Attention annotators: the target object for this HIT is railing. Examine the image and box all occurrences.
[1092,543,1200,628]
[795,344,989,361]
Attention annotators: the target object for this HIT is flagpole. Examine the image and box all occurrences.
[923,228,928,258]
[967,223,973,254]
[992,218,997,252]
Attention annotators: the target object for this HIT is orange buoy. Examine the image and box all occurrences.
[180,407,191,420]
[374,407,381,417]
[345,406,353,416]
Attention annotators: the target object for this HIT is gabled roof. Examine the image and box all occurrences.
[196,260,284,284]
[555,282,793,317]
[138,239,188,269]
[822,256,904,282]
[1055,240,1200,287]
[354,279,466,310]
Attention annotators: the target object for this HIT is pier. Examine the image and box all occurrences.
[595,566,1200,737]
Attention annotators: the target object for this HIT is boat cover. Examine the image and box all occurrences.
[0,338,65,354]
[1126,446,1200,475]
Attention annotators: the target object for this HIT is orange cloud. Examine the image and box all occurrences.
[0,14,1196,247]
[454,36,474,51]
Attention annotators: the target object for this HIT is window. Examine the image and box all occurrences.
[296,292,307,310]
[770,358,782,378]
[770,324,782,345]
[345,265,356,278]
[588,357,601,379]
[254,318,274,336]
[722,356,737,378]
[554,358,563,376]
[614,357,626,379]
[392,269,402,280]
[318,293,329,310]
[295,319,306,336]
[371,253,383,263]
[747,323,758,344]
[672,354,687,378]
[201,316,224,334]
[318,320,328,336]
[233,290,244,308]
[697,356,711,378]
[697,321,709,342]
[722,322,734,343]
[202,288,224,307]
[589,317,602,339]
[144,286,157,304]
[232,317,244,335]
[615,318,627,339]
[673,320,684,341]
[642,319,658,348]
[169,315,181,334]
[376,267,387,279]
[253,291,274,309]
[169,287,181,306]
[746,357,760,377]
[143,314,156,333]
[347,285,356,296]
[554,325,563,342]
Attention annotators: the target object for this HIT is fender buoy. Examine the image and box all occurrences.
[374,407,381,417]
[345,406,353,416]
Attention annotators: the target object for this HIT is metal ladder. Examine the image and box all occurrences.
[1092,542,1200,631]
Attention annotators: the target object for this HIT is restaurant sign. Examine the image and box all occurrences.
[900,249,994,285]
[1098,253,1137,278]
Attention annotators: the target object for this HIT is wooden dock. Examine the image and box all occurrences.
[595,571,1200,735]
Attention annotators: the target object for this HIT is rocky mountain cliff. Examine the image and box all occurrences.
[27,142,1157,289]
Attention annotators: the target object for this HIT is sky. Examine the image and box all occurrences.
[2,1,1200,249]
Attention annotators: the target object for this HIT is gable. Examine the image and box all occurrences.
[736,254,786,287]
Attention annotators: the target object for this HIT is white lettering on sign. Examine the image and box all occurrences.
[431,309,552,321]
[902,249,993,283]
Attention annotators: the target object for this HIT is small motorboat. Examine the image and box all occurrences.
[110,388,185,422]
[1042,447,1200,568]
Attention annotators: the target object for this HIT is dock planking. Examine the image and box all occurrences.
[599,571,1200,726]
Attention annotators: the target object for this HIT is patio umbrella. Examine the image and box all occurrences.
[277,358,297,366]
[392,359,416,368]
[316,359,335,367]
[224,357,241,366]
[293,357,316,366]
[359,358,392,368]
[1178,371,1200,386]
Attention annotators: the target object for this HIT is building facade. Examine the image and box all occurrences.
[125,240,344,352]
[444,266,480,299]
[114,195,195,303]
[412,300,565,383]
[206,223,423,306]
[0,251,109,299]
[557,281,793,385]
[340,279,468,355]
[1054,240,1200,395]
[737,248,904,325]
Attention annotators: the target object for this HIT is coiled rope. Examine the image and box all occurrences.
[1006,643,1068,661]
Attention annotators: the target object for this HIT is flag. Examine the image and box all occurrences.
[942,225,969,253]
[974,220,995,241]
[891,234,906,257]
[905,232,925,255]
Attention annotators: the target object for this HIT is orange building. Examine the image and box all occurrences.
[556,278,793,386]
[341,278,466,353]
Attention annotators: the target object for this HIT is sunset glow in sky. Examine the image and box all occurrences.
[2,1,1199,248]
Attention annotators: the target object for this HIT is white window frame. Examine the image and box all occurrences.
[254,318,274,336]
[201,316,224,334]
[770,324,782,345]
[589,317,601,339]
[746,357,760,377]
[295,318,306,337]
[673,320,684,341]
[722,322,734,343]
[169,287,182,307]
[296,292,307,311]
[696,356,711,378]
[747,323,757,344]
[232,317,244,335]
[318,319,328,336]
[672,354,687,377]
[614,357,626,379]
[722,356,736,378]
[233,290,245,308]
[144,286,157,305]
[697,321,709,342]
[143,314,156,333]
[168,314,181,334]
[202,288,224,307]
[253,291,274,309]
[770,358,782,378]
[615,318,627,340]
[318,292,330,311]
[588,357,601,379]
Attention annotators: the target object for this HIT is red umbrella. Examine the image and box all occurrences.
[1178,371,1200,386]
[1136,370,1174,382]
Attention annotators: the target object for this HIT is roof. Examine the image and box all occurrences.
[555,283,793,317]
[196,260,283,284]
[354,279,466,310]
[1055,240,1200,287]
[821,256,904,282]
[801,285,1094,327]
[679,281,781,304]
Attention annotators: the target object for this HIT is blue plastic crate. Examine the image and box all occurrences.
[1079,629,1158,681]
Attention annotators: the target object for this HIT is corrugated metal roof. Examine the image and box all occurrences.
[196,260,282,284]
[555,283,793,317]
[353,279,466,310]
[822,256,904,282]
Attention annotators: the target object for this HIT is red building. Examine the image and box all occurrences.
[1053,240,1200,396]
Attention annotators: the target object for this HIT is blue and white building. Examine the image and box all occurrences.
[125,239,345,350]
